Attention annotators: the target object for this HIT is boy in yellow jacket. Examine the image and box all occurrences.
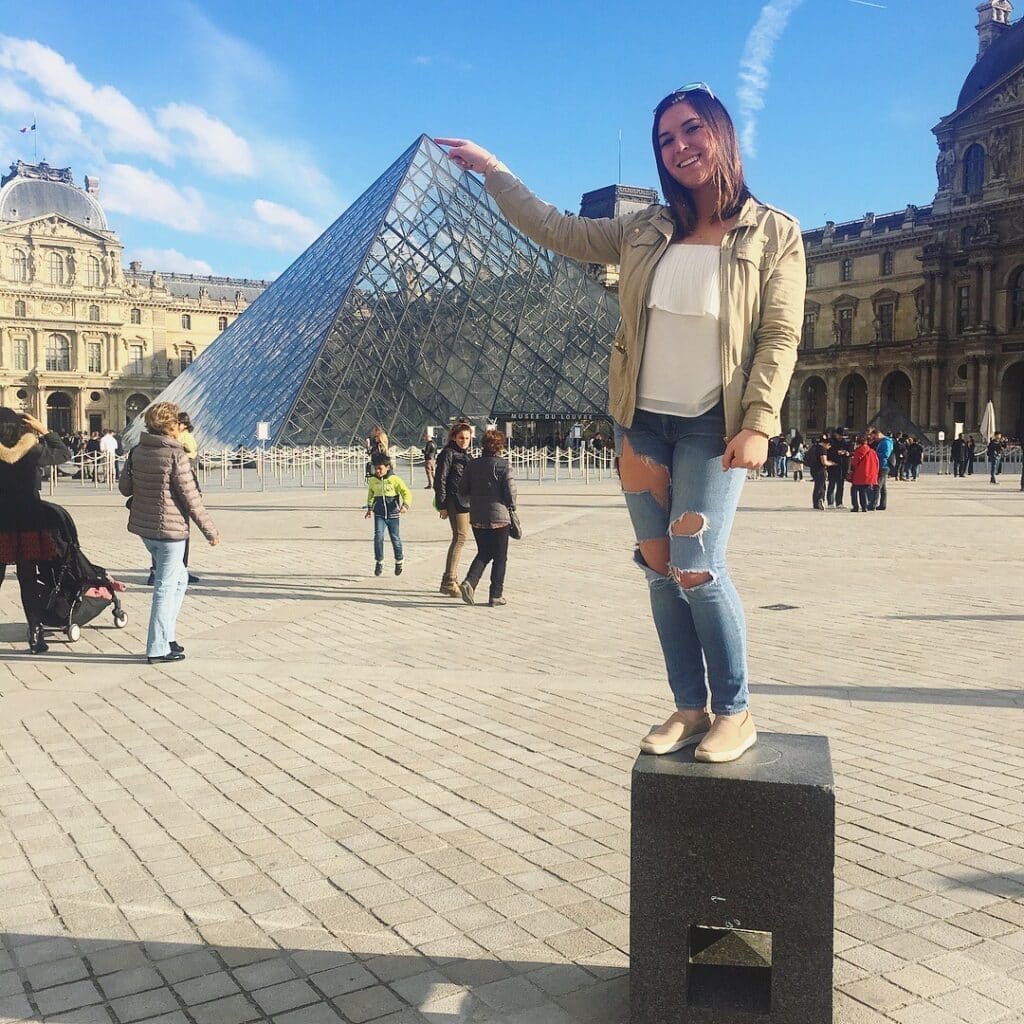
[365,452,411,576]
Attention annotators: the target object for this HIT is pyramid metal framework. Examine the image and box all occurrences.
[137,135,622,448]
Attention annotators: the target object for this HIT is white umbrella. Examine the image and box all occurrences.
[980,401,996,443]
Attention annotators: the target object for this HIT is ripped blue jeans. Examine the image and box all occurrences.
[614,404,749,715]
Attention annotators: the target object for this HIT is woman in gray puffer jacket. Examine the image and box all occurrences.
[119,402,219,663]
[457,429,517,607]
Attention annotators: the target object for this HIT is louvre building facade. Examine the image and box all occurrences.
[136,136,619,449]
[792,0,1024,441]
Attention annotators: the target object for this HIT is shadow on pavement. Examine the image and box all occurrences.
[0,932,628,1023]
[753,682,1024,708]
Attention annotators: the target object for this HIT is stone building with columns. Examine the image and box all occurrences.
[0,160,267,433]
[790,0,1024,441]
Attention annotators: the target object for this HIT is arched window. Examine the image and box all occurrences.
[217,315,228,331]
[9,249,27,282]
[130,307,142,324]
[48,251,64,285]
[86,256,101,286]
[14,299,26,317]
[1012,268,1024,329]
[88,304,100,322]
[125,393,149,424]
[181,313,191,330]
[963,144,985,194]
[46,334,71,371]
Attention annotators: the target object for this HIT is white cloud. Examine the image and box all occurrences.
[157,103,255,177]
[0,36,172,160]
[737,0,804,158]
[252,198,319,244]
[126,247,214,275]
[103,164,206,231]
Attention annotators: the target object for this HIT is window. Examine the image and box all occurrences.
[960,226,974,249]
[218,315,228,331]
[128,345,144,375]
[877,302,894,343]
[88,304,100,322]
[48,251,64,285]
[802,312,816,348]
[806,264,815,287]
[9,249,27,282]
[13,338,28,371]
[46,335,70,371]
[838,307,853,344]
[957,285,971,333]
[179,348,194,373]
[87,341,102,373]
[963,144,985,194]
[130,307,142,324]
[881,251,894,276]
[840,258,853,283]
[1013,268,1024,328]
[14,299,26,317]
[86,256,101,287]
[181,313,191,330]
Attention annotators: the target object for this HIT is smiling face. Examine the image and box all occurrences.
[657,99,716,192]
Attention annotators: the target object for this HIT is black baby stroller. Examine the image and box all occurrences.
[36,503,128,642]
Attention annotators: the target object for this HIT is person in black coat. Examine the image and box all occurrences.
[0,409,72,653]
[826,430,851,509]
[457,429,517,607]
[950,433,967,478]
[433,421,473,597]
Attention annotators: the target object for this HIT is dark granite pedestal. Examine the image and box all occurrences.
[630,733,834,1023]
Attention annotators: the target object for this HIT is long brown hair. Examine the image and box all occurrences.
[652,89,751,240]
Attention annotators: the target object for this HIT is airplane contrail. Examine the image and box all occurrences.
[848,0,887,8]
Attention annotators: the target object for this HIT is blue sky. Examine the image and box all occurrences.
[0,0,988,281]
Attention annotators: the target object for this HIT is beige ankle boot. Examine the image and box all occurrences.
[640,711,711,755]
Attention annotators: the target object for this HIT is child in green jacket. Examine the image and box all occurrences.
[365,453,412,575]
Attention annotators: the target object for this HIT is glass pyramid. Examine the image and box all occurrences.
[133,135,621,448]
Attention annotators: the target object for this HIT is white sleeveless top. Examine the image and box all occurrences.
[635,243,723,419]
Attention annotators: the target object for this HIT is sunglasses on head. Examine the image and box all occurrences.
[656,82,716,112]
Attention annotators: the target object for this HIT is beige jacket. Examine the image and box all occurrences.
[119,432,218,542]
[484,170,806,439]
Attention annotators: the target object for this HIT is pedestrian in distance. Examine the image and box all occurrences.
[789,437,804,481]
[966,434,976,475]
[119,402,219,664]
[868,427,893,511]
[849,434,879,511]
[422,430,437,489]
[826,429,851,509]
[950,433,968,478]
[0,409,72,654]
[365,452,411,576]
[434,421,473,597]
[437,79,804,763]
[906,436,924,481]
[365,425,389,479]
[99,429,119,481]
[988,432,1006,483]
[458,429,517,607]
[805,435,832,510]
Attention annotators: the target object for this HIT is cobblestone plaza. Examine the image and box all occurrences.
[1,475,1023,1024]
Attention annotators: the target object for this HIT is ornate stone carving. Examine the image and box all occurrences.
[936,143,956,190]
[989,126,1012,179]
[66,252,76,286]
[991,75,1023,110]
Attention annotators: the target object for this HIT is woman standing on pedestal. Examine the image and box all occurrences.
[437,83,804,762]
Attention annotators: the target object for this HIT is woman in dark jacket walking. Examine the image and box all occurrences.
[433,421,473,597]
[457,429,517,607]
[119,402,219,664]
[0,409,72,653]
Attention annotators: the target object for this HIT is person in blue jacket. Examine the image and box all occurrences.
[869,428,893,511]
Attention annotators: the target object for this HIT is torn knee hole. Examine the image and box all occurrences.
[671,568,713,589]
[670,511,707,537]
